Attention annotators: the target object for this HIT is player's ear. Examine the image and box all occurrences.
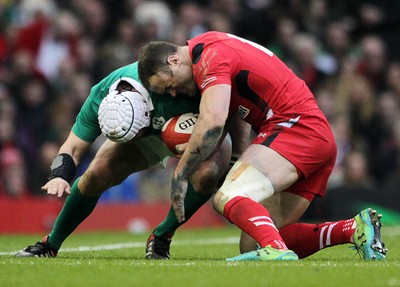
[167,55,180,66]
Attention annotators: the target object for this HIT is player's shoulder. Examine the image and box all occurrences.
[189,31,229,49]
[91,62,145,97]
[189,32,236,66]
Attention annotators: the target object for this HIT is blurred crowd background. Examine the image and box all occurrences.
[0,0,399,219]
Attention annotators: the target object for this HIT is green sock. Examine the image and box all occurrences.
[153,182,212,237]
[48,177,100,250]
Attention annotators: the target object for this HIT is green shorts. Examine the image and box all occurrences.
[133,135,174,169]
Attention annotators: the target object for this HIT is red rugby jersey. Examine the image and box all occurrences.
[187,31,319,132]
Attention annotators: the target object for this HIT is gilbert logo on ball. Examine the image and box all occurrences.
[161,113,199,153]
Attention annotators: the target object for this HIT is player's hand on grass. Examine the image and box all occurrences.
[171,174,188,223]
[42,178,71,197]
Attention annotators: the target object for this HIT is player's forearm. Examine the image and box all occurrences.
[47,131,91,183]
[58,131,91,166]
[174,120,224,180]
[175,84,229,179]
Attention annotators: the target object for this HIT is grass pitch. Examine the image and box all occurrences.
[0,226,399,287]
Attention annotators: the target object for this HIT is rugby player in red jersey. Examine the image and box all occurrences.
[139,31,387,261]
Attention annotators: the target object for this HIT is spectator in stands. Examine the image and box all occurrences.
[13,5,80,81]
[371,91,400,182]
[0,86,29,198]
[268,17,298,65]
[335,72,381,150]
[14,77,52,167]
[290,33,327,92]
[354,35,388,92]
[386,61,400,97]
[172,1,208,45]
[318,20,354,76]
[98,19,141,77]
[322,150,378,220]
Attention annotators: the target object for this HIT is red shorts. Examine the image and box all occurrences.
[252,108,337,202]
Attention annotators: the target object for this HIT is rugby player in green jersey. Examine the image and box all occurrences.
[15,61,247,258]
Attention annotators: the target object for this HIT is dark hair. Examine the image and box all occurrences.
[138,41,178,91]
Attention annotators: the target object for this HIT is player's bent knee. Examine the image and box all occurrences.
[80,170,113,196]
[81,160,127,196]
[96,157,130,181]
[191,161,222,195]
[213,161,275,213]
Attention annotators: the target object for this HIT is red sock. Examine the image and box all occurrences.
[279,219,355,258]
[224,196,287,250]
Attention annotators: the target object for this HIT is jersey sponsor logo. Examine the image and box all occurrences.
[238,105,250,119]
[152,117,166,130]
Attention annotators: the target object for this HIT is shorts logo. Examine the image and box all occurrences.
[152,117,166,130]
[238,105,250,119]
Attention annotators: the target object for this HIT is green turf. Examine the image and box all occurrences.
[0,226,399,287]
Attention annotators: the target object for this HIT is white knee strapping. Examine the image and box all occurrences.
[218,161,275,209]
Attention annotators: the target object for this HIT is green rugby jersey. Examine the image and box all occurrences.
[72,62,200,143]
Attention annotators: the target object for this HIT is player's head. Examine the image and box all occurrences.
[138,41,197,97]
[98,90,150,143]
[138,41,177,90]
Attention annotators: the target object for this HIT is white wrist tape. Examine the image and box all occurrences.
[217,161,275,211]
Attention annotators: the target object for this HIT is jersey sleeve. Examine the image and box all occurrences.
[71,84,104,143]
[193,45,235,93]
[71,62,145,143]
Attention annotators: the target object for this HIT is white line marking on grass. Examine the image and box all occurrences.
[3,226,400,256]
[0,237,239,256]
[61,237,239,252]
